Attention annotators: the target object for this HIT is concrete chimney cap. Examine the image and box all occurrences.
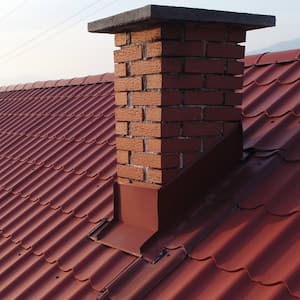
[88,5,275,34]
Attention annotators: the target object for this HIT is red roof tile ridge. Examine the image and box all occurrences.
[0,127,115,147]
[238,192,300,215]
[243,75,300,88]
[242,110,300,118]
[0,73,114,93]
[0,233,101,294]
[0,185,97,223]
[188,255,299,299]
[244,48,300,67]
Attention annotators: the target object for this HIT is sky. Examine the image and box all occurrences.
[0,0,300,85]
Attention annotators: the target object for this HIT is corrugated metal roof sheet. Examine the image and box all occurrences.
[0,76,128,299]
[0,47,300,299]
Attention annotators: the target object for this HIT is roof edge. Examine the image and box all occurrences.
[244,48,300,67]
[0,73,114,93]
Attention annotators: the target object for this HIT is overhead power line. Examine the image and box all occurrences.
[0,0,29,24]
[0,0,112,63]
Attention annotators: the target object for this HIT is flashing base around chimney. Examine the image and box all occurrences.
[89,124,243,256]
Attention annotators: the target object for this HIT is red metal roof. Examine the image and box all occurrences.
[0,48,300,299]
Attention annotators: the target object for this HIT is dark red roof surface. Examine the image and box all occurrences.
[0,49,300,299]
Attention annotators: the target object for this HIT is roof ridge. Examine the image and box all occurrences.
[244,48,300,67]
[0,73,114,93]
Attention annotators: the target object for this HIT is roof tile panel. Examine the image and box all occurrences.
[0,77,120,298]
[145,258,294,300]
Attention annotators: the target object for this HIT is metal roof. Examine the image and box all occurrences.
[0,48,299,299]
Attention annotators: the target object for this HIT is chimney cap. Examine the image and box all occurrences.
[88,5,275,34]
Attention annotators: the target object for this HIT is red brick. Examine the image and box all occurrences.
[131,27,161,43]
[146,41,205,58]
[116,137,144,151]
[115,108,143,121]
[146,107,161,121]
[131,58,161,75]
[114,77,142,92]
[164,74,204,89]
[163,41,205,57]
[185,23,226,41]
[115,122,128,135]
[115,32,128,46]
[132,152,160,168]
[183,122,223,136]
[117,150,129,164]
[148,138,202,153]
[131,91,181,106]
[147,168,179,184]
[117,164,144,181]
[146,41,162,57]
[131,123,180,137]
[131,91,161,105]
[207,43,245,59]
[115,92,127,105]
[183,91,223,105]
[206,75,243,90]
[146,107,202,122]
[131,123,160,137]
[162,58,183,73]
[185,59,225,74]
[115,63,127,77]
[228,29,246,42]
[227,60,244,75]
[161,154,179,168]
[114,45,142,63]
[147,74,204,89]
[132,153,179,168]
[203,107,241,121]
[146,74,162,89]
[224,92,243,105]
[160,91,182,105]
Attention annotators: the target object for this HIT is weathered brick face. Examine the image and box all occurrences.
[114,23,245,185]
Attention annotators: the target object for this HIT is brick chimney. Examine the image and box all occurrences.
[88,5,275,255]
[89,5,274,186]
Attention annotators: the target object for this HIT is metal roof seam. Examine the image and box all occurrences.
[0,234,102,294]
[187,255,299,299]
[237,203,300,217]
[251,149,300,162]
[244,49,300,67]
[0,112,114,119]
[242,111,300,118]
[0,153,115,181]
[0,129,115,147]
[0,187,101,224]
[243,77,300,88]
[0,74,114,93]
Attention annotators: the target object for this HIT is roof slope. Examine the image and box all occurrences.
[0,74,129,299]
[0,49,299,299]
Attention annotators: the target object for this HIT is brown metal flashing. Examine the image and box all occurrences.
[93,124,243,255]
